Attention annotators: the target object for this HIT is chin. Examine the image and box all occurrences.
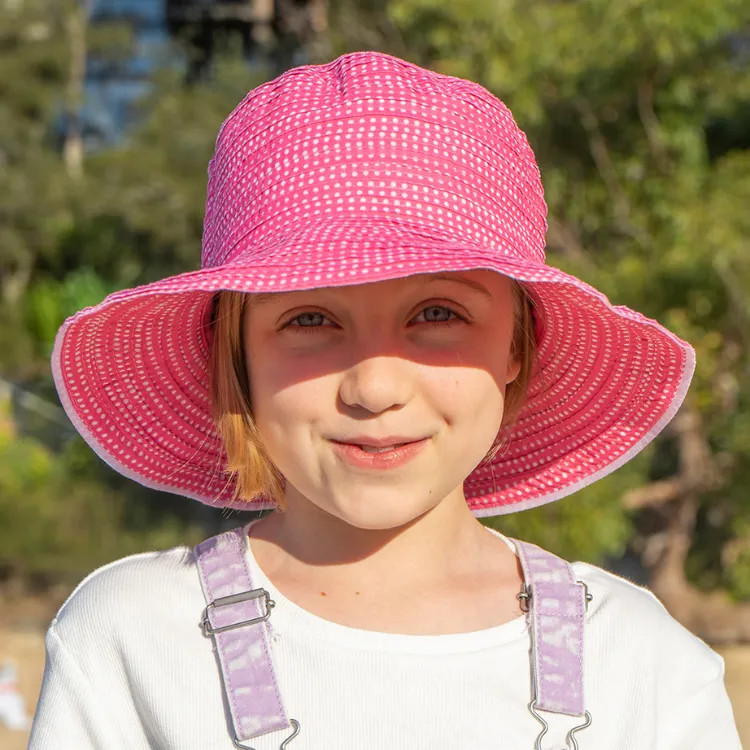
[321,486,438,532]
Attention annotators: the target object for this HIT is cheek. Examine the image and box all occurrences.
[425,327,513,411]
[426,365,506,427]
[249,356,333,447]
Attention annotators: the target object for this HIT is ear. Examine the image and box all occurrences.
[505,350,522,385]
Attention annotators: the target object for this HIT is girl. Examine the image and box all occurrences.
[29,51,740,749]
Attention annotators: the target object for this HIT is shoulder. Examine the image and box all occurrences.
[572,560,667,622]
[572,561,725,684]
[50,542,204,657]
[35,541,229,742]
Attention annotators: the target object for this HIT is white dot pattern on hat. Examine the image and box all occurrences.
[51,51,695,515]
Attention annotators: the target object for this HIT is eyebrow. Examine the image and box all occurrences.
[422,273,493,298]
[246,292,278,306]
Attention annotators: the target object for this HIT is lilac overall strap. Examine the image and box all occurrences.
[194,527,296,748]
[513,539,592,748]
[194,527,588,749]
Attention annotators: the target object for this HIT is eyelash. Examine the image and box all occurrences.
[282,304,466,333]
[409,305,462,326]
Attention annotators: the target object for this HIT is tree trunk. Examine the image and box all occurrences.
[638,408,750,643]
[64,1,88,179]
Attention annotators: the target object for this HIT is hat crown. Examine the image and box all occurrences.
[202,51,548,270]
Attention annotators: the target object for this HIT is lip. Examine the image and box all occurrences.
[335,435,427,448]
[329,436,429,470]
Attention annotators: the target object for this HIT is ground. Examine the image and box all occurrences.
[2,628,749,748]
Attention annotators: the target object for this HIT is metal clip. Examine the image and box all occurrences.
[578,581,593,611]
[530,700,592,750]
[233,719,301,750]
[201,588,275,636]
[517,582,531,612]
[517,581,593,614]
[566,710,593,750]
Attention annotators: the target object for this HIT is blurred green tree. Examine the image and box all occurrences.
[0,0,133,378]
[0,0,72,377]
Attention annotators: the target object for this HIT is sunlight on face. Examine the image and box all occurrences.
[243,270,521,530]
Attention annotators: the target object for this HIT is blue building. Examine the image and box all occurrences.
[82,0,272,146]
[81,0,169,147]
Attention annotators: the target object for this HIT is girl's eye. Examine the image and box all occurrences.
[412,305,460,324]
[285,311,333,329]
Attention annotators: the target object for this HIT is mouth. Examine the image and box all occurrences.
[346,441,415,453]
[332,436,426,450]
[328,436,430,469]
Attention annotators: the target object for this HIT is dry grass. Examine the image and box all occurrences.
[1,629,46,750]
[718,645,750,743]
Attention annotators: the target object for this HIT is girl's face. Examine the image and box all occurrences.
[243,270,521,530]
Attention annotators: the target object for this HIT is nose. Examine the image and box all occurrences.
[338,356,416,415]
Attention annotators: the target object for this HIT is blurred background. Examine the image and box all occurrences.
[1,0,750,744]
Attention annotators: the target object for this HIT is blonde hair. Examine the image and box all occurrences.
[209,293,286,506]
[208,281,539,507]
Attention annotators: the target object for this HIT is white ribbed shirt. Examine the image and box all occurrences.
[28,525,741,749]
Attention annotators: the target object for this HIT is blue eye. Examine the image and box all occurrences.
[413,305,459,324]
[282,310,336,333]
[286,311,331,329]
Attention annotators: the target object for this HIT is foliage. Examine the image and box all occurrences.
[486,452,650,565]
[0,399,204,585]
[0,0,73,375]
[75,55,266,284]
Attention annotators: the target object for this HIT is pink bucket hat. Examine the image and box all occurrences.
[51,51,694,516]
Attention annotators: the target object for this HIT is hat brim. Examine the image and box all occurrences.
[52,227,693,515]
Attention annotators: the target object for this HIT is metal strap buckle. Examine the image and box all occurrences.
[530,700,592,750]
[517,581,593,613]
[233,719,301,750]
[201,588,275,636]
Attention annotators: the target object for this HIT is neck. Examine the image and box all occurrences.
[250,486,493,586]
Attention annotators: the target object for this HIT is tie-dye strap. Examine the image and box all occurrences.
[195,527,290,743]
[513,540,588,718]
